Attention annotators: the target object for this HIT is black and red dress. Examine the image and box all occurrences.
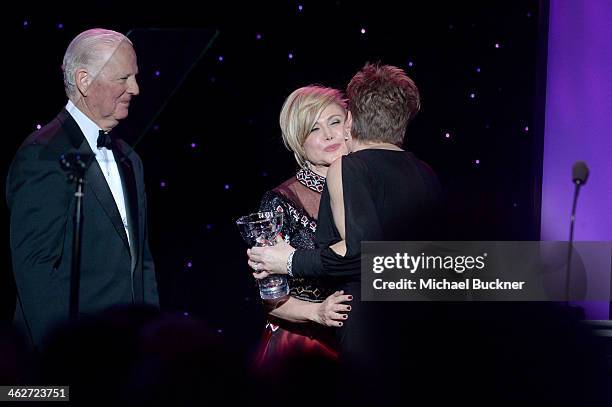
[254,168,339,368]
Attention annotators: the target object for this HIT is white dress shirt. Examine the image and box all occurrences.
[66,100,131,246]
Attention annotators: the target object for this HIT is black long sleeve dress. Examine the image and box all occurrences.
[291,149,441,363]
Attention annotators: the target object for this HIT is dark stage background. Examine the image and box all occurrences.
[4,1,544,360]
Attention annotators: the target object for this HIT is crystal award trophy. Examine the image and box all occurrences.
[236,211,289,300]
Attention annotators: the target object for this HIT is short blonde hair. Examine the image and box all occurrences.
[279,86,347,168]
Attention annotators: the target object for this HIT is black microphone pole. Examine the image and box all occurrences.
[565,161,589,309]
[60,153,94,320]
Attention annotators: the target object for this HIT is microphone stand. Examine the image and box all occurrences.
[565,181,581,307]
[565,159,588,320]
[60,153,94,320]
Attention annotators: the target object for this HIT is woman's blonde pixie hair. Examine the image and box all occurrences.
[279,86,347,169]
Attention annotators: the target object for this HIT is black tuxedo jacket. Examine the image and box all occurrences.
[6,109,159,349]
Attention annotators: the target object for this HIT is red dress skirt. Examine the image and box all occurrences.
[254,318,338,371]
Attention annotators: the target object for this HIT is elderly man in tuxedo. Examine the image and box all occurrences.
[7,28,159,350]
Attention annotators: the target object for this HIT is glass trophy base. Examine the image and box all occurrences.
[259,275,290,300]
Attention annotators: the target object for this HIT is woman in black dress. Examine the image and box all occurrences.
[248,64,440,364]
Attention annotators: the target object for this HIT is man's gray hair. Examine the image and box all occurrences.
[62,28,132,100]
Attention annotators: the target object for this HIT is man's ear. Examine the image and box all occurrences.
[75,68,91,96]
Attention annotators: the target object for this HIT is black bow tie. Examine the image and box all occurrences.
[97,130,113,150]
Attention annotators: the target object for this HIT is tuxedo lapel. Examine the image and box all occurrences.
[113,141,144,303]
[53,109,131,254]
[113,143,140,265]
[85,158,131,253]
